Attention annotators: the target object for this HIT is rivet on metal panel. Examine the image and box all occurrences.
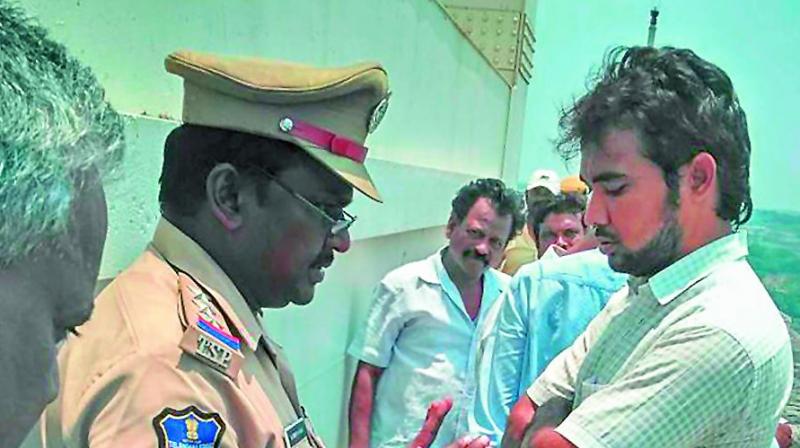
[512,29,517,36]
[497,29,502,36]
[495,45,501,51]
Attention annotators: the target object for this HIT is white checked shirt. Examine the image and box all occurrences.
[528,232,793,447]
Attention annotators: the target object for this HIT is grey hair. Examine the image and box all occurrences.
[0,1,124,265]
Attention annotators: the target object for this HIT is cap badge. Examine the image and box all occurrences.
[368,93,391,134]
[279,117,295,133]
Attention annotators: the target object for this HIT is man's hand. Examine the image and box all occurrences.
[445,434,491,448]
[408,397,491,448]
[776,422,793,448]
[409,397,454,448]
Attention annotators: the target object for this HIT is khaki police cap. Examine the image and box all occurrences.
[165,50,389,202]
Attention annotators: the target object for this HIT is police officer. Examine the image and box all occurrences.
[38,50,389,448]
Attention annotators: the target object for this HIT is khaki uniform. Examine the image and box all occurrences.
[40,218,322,447]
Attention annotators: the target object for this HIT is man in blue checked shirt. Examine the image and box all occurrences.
[466,248,626,444]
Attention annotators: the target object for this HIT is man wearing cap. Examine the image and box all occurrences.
[499,170,560,275]
[38,50,389,448]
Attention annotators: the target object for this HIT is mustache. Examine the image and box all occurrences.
[463,249,489,265]
[594,226,618,241]
[311,252,334,268]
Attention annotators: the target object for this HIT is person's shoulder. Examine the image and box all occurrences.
[380,252,438,287]
[688,259,777,325]
[540,250,625,289]
[93,250,185,351]
[487,267,512,289]
[511,250,625,291]
[682,259,790,364]
[56,252,187,409]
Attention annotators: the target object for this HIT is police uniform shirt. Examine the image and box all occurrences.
[38,218,323,448]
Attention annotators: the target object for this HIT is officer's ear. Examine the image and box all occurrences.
[206,163,244,231]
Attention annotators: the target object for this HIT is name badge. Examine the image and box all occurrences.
[283,417,309,447]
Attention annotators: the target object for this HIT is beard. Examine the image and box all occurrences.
[601,205,683,278]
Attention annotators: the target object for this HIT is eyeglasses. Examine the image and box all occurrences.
[254,169,357,236]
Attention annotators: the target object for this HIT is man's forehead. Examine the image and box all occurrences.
[579,129,645,183]
[462,198,508,223]
[545,211,581,223]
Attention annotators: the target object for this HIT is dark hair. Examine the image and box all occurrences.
[530,193,586,242]
[158,124,311,216]
[556,46,752,228]
[450,178,526,241]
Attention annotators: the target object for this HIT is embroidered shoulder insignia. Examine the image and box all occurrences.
[177,273,245,378]
[153,405,226,448]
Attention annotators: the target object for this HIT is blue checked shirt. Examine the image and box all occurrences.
[467,249,626,443]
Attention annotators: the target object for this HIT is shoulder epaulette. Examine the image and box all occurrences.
[176,273,244,378]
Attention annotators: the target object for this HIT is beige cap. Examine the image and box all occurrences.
[165,50,390,202]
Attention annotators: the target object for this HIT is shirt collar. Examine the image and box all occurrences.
[418,249,443,285]
[647,231,749,306]
[149,217,261,350]
[422,247,505,295]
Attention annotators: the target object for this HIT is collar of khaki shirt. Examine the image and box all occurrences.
[149,216,263,351]
[630,231,749,306]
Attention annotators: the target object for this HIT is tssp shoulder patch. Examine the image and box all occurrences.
[153,405,226,448]
[177,273,245,378]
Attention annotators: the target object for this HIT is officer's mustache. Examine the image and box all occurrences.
[462,249,489,266]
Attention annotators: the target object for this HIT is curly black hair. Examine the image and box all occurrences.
[450,178,526,242]
[556,46,752,228]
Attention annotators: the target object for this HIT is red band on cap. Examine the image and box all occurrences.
[283,118,367,164]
